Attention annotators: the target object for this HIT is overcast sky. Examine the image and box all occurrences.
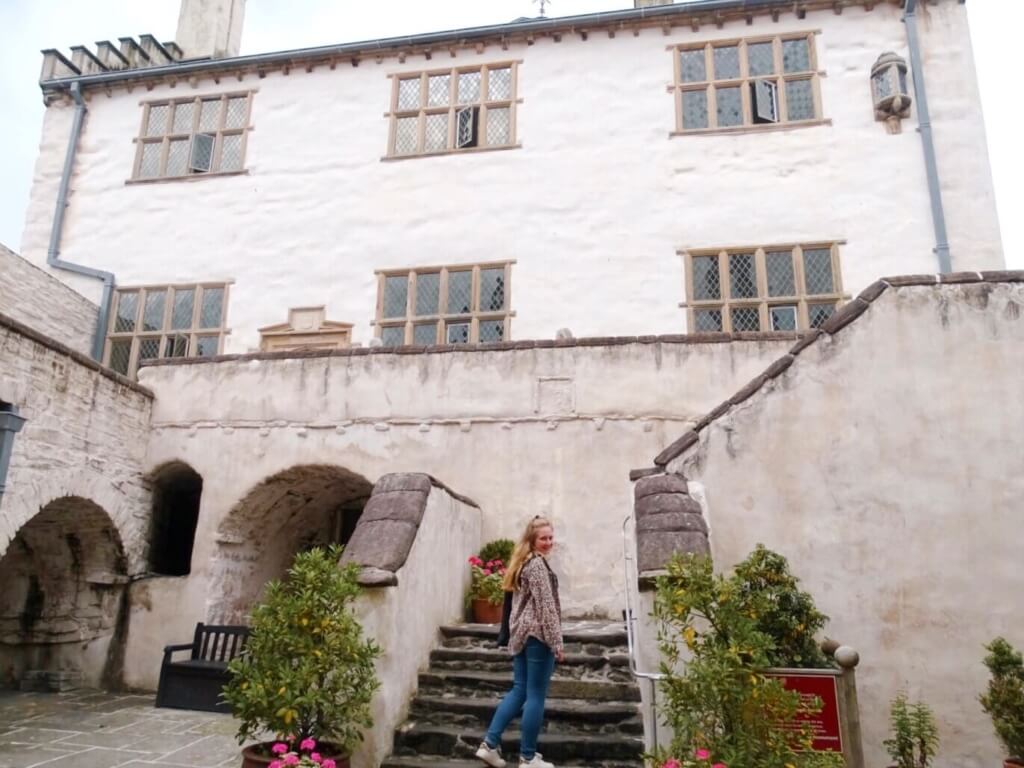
[0,1,1019,266]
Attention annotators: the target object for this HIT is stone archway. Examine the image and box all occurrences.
[207,464,373,624]
[0,496,128,689]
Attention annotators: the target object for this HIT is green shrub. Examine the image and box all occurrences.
[980,637,1024,760]
[653,545,832,768]
[883,693,939,768]
[223,545,381,755]
[478,538,514,566]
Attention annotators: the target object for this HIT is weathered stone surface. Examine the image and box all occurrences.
[790,328,824,355]
[635,491,701,517]
[820,297,871,334]
[637,530,709,572]
[728,374,768,406]
[359,490,428,525]
[633,473,688,499]
[653,430,698,466]
[373,473,433,495]
[357,566,399,587]
[628,467,662,482]
[939,271,983,284]
[980,270,1024,283]
[857,280,889,303]
[340,518,418,572]
[636,510,708,534]
[883,274,938,286]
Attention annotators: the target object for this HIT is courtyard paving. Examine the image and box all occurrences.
[0,689,242,768]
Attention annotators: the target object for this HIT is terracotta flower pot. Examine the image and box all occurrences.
[472,598,503,624]
[240,742,350,768]
[1005,759,1024,768]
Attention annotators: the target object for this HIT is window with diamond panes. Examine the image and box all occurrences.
[388,63,518,157]
[375,263,512,345]
[133,92,252,180]
[104,284,229,377]
[674,33,822,133]
[684,244,844,333]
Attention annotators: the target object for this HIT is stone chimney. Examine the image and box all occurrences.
[634,0,673,7]
[175,0,246,60]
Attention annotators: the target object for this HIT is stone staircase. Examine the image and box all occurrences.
[381,620,645,768]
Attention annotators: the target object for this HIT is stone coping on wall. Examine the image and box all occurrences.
[341,472,479,589]
[139,331,802,371]
[0,310,153,398]
[640,270,1024,473]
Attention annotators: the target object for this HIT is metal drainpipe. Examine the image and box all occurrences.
[904,0,953,274]
[0,404,27,511]
[46,81,116,361]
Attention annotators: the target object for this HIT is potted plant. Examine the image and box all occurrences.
[223,545,381,768]
[467,553,506,624]
[980,637,1024,768]
[883,692,939,768]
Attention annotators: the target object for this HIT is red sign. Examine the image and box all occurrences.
[765,671,843,753]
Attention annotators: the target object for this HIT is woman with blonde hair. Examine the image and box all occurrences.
[475,516,563,768]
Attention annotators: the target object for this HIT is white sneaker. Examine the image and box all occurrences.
[475,741,507,768]
[519,755,554,768]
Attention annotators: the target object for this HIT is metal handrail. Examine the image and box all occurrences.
[622,514,665,753]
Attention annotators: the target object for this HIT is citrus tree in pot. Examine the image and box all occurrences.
[223,545,381,768]
[980,637,1024,768]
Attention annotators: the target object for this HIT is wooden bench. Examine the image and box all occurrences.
[155,622,250,713]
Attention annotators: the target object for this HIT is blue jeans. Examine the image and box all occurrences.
[484,637,555,760]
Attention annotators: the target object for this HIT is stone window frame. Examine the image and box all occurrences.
[374,261,514,345]
[384,61,522,159]
[681,243,846,333]
[130,90,255,182]
[670,31,827,136]
[104,282,231,377]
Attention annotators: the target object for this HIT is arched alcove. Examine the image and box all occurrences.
[207,464,373,623]
[148,462,203,576]
[0,496,128,688]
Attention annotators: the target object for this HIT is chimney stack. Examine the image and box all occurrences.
[175,0,246,60]
[634,0,673,7]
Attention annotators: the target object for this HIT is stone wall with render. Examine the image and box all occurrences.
[21,2,1002,350]
[0,243,98,357]
[0,313,153,687]
[641,272,1024,768]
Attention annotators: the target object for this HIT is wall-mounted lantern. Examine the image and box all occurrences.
[0,402,27,508]
[871,52,912,133]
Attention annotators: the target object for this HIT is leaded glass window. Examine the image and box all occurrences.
[675,33,821,133]
[375,263,513,346]
[133,92,252,180]
[105,283,229,378]
[686,244,843,333]
[388,63,518,157]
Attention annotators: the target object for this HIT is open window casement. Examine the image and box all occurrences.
[456,107,479,149]
[189,133,215,172]
[164,333,190,358]
[751,80,779,124]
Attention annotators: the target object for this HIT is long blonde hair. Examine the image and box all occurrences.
[502,516,553,591]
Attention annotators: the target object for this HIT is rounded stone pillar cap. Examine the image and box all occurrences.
[834,645,860,669]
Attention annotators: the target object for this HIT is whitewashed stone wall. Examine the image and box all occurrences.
[19,1,1002,351]
[0,315,153,686]
[655,274,1024,768]
[0,244,98,357]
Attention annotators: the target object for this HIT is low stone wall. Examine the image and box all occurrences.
[0,244,98,358]
[349,477,480,768]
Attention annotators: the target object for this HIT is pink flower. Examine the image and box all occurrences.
[695,748,711,760]
[712,763,727,768]
[299,738,317,752]
[482,568,491,576]
[283,755,300,767]
[310,753,322,763]
[272,743,290,755]
[321,761,337,768]
[661,760,681,768]
[269,761,284,768]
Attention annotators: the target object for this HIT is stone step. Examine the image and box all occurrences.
[441,621,628,650]
[418,670,641,702]
[392,723,644,762]
[429,648,633,683]
[409,695,644,735]
[382,757,644,768]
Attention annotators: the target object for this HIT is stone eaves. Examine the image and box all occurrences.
[40,0,902,95]
[642,270,1024,472]
[0,310,153,398]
